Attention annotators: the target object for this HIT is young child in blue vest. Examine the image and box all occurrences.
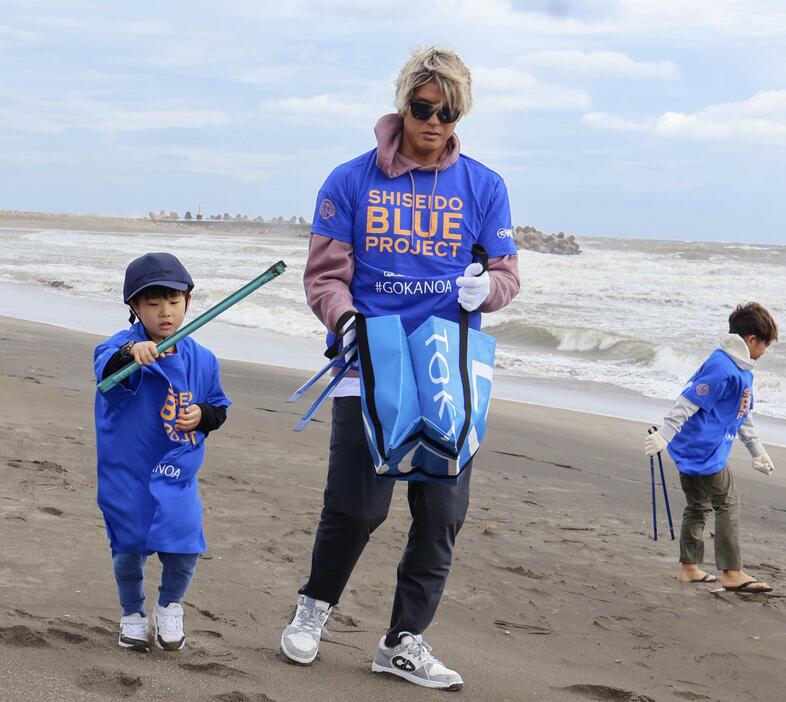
[645,302,778,592]
[94,252,231,652]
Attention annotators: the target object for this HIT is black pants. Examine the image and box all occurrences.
[299,397,471,645]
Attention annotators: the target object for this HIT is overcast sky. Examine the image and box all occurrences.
[1,0,785,242]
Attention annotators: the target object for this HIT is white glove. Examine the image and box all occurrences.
[644,430,669,457]
[456,262,490,312]
[752,452,774,476]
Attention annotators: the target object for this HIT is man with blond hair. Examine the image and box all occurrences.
[280,46,520,690]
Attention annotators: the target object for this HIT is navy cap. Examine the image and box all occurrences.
[123,252,194,303]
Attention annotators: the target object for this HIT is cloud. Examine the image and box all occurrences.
[259,93,389,127]
[473,67,592,111]
[118,143,353,186]
[0,91,230,133]
[92,108,230,132]
[652,90,786,144]
[17,13,168,36]
[0,23,40,46]
[583,91,786,146]
[434,0,786,38]
[615,0,786,37]
[519,50,679,80]
[143,147,293,184]
[581,112,650,131]
[434,0,612,35]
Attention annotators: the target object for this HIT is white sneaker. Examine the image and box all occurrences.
[118,612,149,652]
[280,594,332,664]
[154,603,186,651]
[371,632,463,691]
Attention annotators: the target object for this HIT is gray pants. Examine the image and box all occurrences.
[679,466,741,570]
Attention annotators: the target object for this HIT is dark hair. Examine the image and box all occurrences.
[128,286,189,324]
[728,302,779,344]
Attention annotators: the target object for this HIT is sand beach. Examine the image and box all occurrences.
[2,314,786,701]
[4,1,786,697]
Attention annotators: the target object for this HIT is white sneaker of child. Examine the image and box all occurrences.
[154,603,186,651]
[118,612,149,652]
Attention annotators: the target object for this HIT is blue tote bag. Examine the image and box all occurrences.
[356,314,422,473]
[409,314,496,477]
[356,306,496,484]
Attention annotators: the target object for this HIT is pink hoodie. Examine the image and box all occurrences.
[304,114,520,333]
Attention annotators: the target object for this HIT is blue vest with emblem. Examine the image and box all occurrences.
[668,349,754,476]
[94,323,230,554]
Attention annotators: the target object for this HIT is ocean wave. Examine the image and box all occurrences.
[648,345,704,385]
[488,321,657,363]
[494,346,786,421]
[211,298,324,339]
[5,226,786,420]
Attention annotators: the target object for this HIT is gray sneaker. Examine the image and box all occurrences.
[280,595,332,664]
[371,632,463,691]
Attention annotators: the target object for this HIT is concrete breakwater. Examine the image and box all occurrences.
[514,225,581,255]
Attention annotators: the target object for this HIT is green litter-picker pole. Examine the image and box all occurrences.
[98,260,287,393]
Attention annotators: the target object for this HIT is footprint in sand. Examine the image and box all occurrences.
[0,624,50,648]
[47,627,91,645]
[179,661,248,678]
[561,683,655,702]
[183,601,223,622]
[39,506,63,516]
[282,527,314,538]
[498,565,546,579]
[192,629,223,639]
[330,611,361,628]
[3,513,27,522]
[49,618,114,638]
[77,668,143,698]
[212,693,276,702]
[12,608,37,619]
[7,459,67,474]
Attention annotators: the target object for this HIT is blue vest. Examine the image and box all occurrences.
[94,323,231,553]
[668,349,754,476]
[311,149,517,339]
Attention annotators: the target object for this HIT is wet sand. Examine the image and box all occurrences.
[2,315,786,701]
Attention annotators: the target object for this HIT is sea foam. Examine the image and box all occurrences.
[2,226,785,421]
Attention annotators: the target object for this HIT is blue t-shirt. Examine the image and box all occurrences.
[312,149,517,336]
[668,349,754,476]
[94,323,231,554]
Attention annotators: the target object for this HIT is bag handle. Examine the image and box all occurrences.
[358,244,491,470]
[454,243,490,455]
[355,313,389,461]
[324,310,357,360]
[471,242,489,273]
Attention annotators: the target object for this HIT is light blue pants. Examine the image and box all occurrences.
[112,551,199,617]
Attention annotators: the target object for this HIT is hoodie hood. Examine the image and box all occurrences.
[720,333,755,370]
[374,113,461,178]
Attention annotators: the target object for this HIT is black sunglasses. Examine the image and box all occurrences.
[408,100,460,124]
